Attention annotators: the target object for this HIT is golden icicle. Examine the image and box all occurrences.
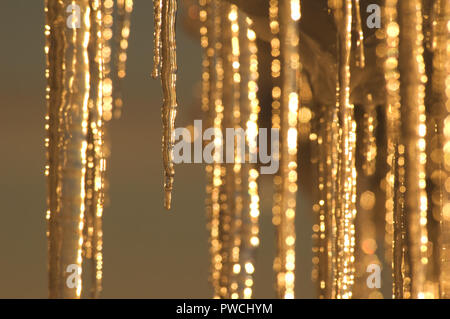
[198,0,222,298]
[273,0,301,299]
[430,0,450,298]
[355,103,381,299]
[219,2,234,298]
[215,4,228,298]
[269,0,282,297]
[158,0,178,209]
[206,0,225,298]
[44,0,64,298]
[225,5,242,299]
[83,0,106,298]
[330,0,357,299]
[46,0,91,298]
[353,0,365,68]
[398,0,429,299]
[240,16,260,299]
[383,0,405,298]
[311,106,336,298]
[329,107,340,298]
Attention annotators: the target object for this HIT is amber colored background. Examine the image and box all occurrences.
[0,0,315,298]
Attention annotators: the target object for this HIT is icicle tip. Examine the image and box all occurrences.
[164,189,172,210]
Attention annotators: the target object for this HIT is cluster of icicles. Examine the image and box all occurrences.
[44,0,450,299]
[44,0,133,298]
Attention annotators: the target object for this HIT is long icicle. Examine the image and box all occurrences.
[46,0,91,298]
[45,0,64,297]
[430,0,450,298]
[239,16,260,299]
[219,2,234,298]
[399,0,429,299]
[354,99,382,298]
[383,0,404,298]
[353,99,380,298]
[226,5,243,299]
[207,0,225,297]
[311,106,337,298]
[273,0,301,299]
[158,0,178,209]
[82,0,101,298]
[327,106,341,298]
[198,0,223,298]
[331,0,357,299]
[269,0,283,298]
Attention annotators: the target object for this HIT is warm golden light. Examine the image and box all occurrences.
[40,0,450,300]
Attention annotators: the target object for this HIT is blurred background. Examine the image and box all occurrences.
[0,0,315,298]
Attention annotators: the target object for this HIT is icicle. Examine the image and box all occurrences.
[44,0,63,298]
[269,0,282,297]
[429,0,450,298]
[383,0,402,298]
[272,0,301,299]
[204,0,225,297]
[156,0,178,209]
[113,0,134,119]
[219,2,234,298]
[330,0,357,299]
[152,0,163,79]
[198,0,222,298]
[328,107,340,298]
[311,106,335,298]
[240,16,260,299]
[224,5,242,299]
[398,0,429,299]
[312,106,340,299]
[82,0,106,298]
[354,104,382,298]
[46,0,91,298]
[352,0,365,68]
[348,103,357,299]
[101,0,114,122]
[327,107,339,299]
